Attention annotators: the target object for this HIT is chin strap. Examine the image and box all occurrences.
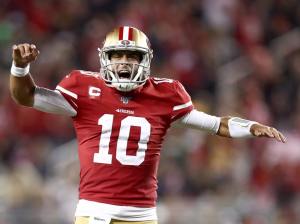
[114,82,138,92]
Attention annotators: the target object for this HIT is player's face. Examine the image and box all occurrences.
[110,51,141,80]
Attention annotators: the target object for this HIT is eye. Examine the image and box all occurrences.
[127,53,141,62]
[111,52,122,59]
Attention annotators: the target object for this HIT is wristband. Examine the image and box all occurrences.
[228,117,258,138]
[10,62,30,77]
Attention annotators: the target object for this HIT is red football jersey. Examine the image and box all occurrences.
[56,70,193,207]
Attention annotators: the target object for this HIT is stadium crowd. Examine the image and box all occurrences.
[1,0,300,223]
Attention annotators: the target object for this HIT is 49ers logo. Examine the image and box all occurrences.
[118,40,135,47]
[121,40,130,45]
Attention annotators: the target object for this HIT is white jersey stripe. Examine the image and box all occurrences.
[56,85,78,99]
[123,26,129,40]
[173,101,192,111]
[54,90,78,108]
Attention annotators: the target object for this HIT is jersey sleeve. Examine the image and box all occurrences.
[55,70,80,112]
[171,80,194,122]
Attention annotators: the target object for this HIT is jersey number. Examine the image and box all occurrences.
[93,114,151,166]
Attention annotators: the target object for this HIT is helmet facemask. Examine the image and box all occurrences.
[99,48,151,92]
[98,27,153,92]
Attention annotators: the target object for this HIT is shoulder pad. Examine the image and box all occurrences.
[78,70,101,79]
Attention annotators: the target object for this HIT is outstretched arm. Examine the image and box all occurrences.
[180,110,286,143]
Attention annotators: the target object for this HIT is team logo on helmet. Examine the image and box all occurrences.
[120,40,133,46]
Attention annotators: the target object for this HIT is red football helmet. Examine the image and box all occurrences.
[98,26,153,92]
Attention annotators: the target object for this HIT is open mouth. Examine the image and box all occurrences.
[118,70,131,79]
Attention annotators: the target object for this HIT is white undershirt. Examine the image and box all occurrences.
[179,109,220,133]
[33,87,76,116]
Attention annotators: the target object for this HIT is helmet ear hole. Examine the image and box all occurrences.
[135,52,143,62]
[108,52,112,60]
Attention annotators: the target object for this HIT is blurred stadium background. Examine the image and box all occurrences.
[1,0,300,223]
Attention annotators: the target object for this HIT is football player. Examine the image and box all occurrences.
[9,26,286,224]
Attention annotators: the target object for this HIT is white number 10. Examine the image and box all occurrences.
[93,114,151,166]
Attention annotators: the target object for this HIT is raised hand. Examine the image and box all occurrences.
[250,123,286,143]
[12,43,39,68]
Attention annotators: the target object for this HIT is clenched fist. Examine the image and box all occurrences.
[12,43,39,68]
[250,123,286,143]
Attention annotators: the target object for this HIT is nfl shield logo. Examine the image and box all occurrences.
[120,96,131,104]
